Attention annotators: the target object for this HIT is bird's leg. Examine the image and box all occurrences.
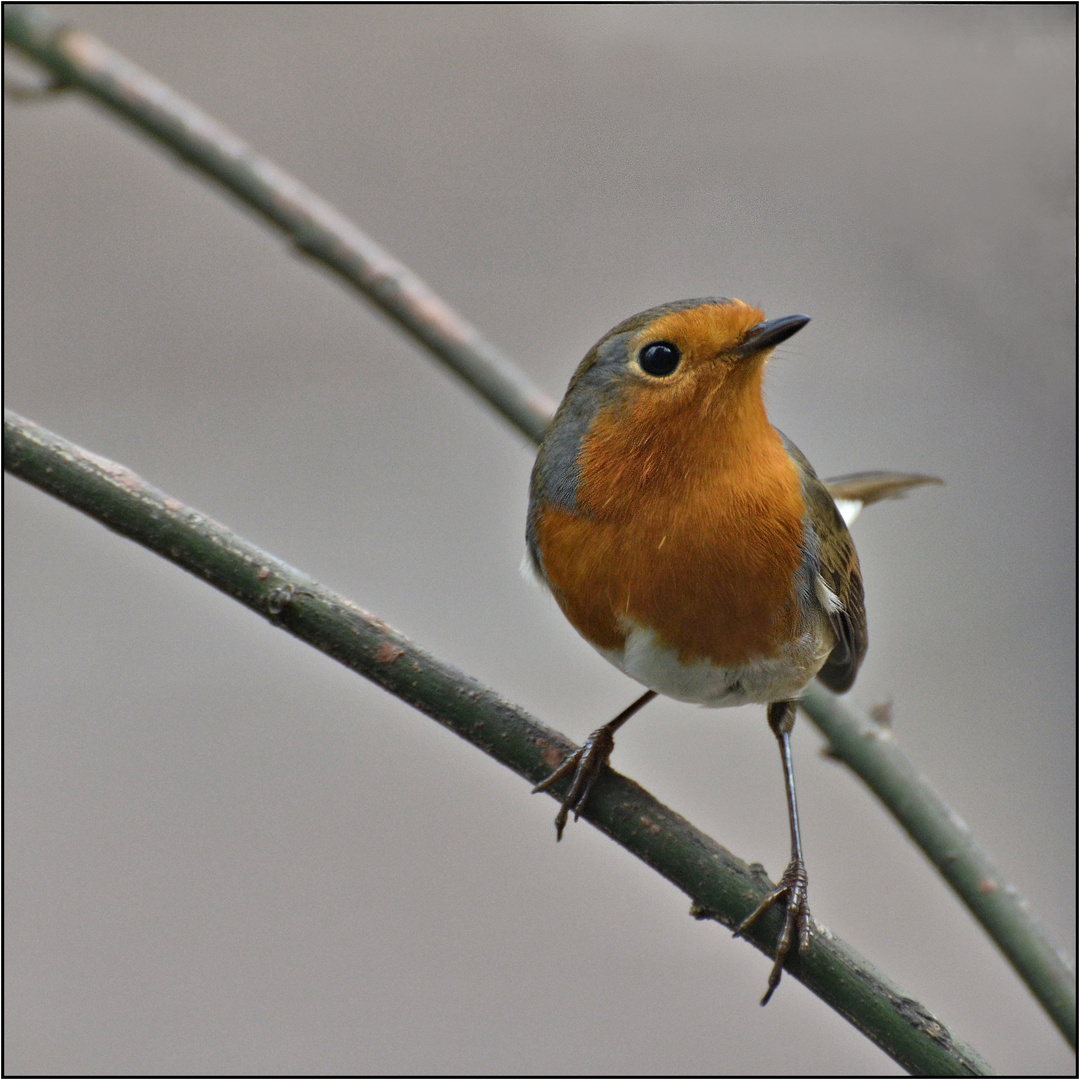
[533,689,657,840]
[735,699,811,1005]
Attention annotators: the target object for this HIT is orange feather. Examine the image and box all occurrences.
[535,303,807,667]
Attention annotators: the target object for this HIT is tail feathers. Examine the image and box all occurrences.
[824,471,943,527]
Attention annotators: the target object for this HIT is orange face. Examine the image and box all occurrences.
[530,299,809,668]
[572,300,770,519]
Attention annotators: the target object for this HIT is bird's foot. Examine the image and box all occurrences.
[735,857,811,1005]
[532,724,616,840]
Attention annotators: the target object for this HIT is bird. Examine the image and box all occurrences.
[525,297,940,1003]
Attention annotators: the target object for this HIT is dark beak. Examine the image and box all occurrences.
[736,314,810,358]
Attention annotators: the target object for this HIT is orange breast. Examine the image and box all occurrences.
[534,364,807,668]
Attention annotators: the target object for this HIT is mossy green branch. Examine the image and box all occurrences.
[5,408,992,1077]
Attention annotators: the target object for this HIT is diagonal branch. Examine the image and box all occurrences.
[4,2,1073,1051]
[2,3,555,444]
[801,686,1076,1047]
[4,408,993,1076]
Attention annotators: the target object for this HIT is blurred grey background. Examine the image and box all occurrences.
[5,5,1075,1075]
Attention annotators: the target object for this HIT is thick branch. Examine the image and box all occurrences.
[5,409,992,1077]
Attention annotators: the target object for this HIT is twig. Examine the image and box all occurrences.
[1,3,554,444]
[4,408,993,1077]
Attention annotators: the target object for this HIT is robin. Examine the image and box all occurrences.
[526,297,940,1003]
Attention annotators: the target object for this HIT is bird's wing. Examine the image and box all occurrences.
[778,433,868,694]
[805,470,868,693]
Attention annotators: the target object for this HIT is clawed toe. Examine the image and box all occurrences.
[734,860,810,1005]
[533,691,656,840]
[532,725,615,840]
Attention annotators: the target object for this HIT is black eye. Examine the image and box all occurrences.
[638,340,681,377]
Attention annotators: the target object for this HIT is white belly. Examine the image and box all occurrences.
[597,622,832,707]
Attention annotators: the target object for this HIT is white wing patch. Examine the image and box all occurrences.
[815,573,843,615]
[833,497,863,527]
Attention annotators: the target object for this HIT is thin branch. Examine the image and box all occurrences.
[4,1,1074,1051]
[802,685,1076,1046]
[5,408,993,1077]
[1,3,555,444]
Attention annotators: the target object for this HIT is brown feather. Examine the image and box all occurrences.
[825,471,943,507]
